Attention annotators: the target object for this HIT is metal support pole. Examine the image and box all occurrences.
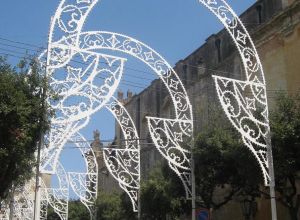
[33,141,42,220]
[33,16,53,220]
[191,140,196,220]
[138,190,141,220]
[266,134,277,220]
[9,186,15,220]
[138,148,141,220]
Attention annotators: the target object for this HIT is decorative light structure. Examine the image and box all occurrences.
[75,30,194,198]
[44,162,69,220]
[16,0,275,219]
[198,0,272,186]
[40,0,195,210]
[0,201,9,220]
[104,97,141,212]
[67,132,98,217]
[196,0,277,219]
[12,179,35,220]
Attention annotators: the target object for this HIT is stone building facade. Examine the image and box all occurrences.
[90,130,121,193]
[114,0,300,219]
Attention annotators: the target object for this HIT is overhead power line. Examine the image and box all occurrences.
[0,36,298,96]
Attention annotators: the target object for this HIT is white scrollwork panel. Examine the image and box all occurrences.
[68,172,97,218]
[40,51,125,174]
[48,0,99,68]
[67,133,98,219]
[47,189,69,220]
[147,117,193,198]
[40,188,48,220]
[0,201,9,220]
[213,76,270,183]
[198,0,272,185]
[104,97,140,212]
[42,162,69,220]
[103,149,140,212]
[13,180,35,220]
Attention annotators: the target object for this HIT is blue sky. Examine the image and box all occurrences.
[0,0,255,187]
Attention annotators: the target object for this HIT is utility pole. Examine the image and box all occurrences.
[266,132,278,220]
[138,143,141,220]
[33,73,46,220]
[33,140,42,220]
[33,16,53,220]
[191,139,196,220]
[9,186,15,220]
[138,191,141,220]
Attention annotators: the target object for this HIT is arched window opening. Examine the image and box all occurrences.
[215,39,222,63]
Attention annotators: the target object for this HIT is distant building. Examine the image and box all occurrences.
[90,130,120,193]
[115,0,300,219]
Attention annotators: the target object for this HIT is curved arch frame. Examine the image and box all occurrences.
[44,29,195,201]
[67,132,98,218]
[36,0,274,218]
[199,0,272,186]
[103,97,141,212]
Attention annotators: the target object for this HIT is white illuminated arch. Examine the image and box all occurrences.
[103,97,141,212]
[199,0,272,185]
[32,0,273,218]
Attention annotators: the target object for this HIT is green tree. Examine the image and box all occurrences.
[47,200,90,220]
[193,92,300,219]
[0,56,50,199]
[271,92,300,220]
[68,200,90,220]
[96,190,123,220]
[193,107,262,211]
[119,192,137,220]
[140,164,190,219]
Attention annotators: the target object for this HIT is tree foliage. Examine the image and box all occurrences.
[40,92,300,220]
[193,92,300,219]
[96,190,123,220]
[0,56,50,199]
[47,200,89,220]
[271,92,300,220]
[193,109,261,210]
[140,164,190,219]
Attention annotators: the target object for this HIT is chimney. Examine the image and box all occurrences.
[117,90,124,101]
[127,90,133,99]
[93,129,100,142]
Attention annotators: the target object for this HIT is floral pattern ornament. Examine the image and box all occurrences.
[67,132,98,218]
[0,201,9,220]
[76,31,194,199]
[104,97,140,211]
[43,162,69,220]
[198,0,273,186]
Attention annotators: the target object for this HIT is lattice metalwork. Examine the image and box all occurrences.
[0,201,9,220]
[72,30,194,198]
[43,162,69,220]
[40,0,194,208]
[198,0,272,185]
[68,132,98,218]
[104,97,140,211]
[31,0,273,217]
[40,51,126,174]
[13,180,35,220]
[148,118,193,198]
[40,188,48,220]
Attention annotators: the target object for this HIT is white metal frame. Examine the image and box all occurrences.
[16,0,275,219]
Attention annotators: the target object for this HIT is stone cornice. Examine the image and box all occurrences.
[252,1,300,48]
